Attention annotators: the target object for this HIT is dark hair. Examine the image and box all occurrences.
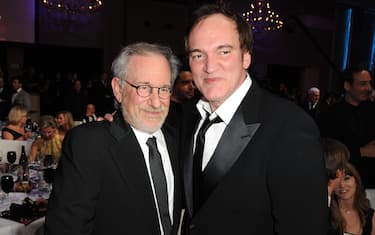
[11,75,23,84]
[331,163,370,233]
[321,138,350,180]
[186,2,254,54]
[342,64,371,84]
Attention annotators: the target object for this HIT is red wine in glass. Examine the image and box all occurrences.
[44,168,55,184]
[7,151,16,164]
[1,175,14,194]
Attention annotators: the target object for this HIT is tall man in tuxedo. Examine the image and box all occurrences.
[180,3,327,234]
[46,42,182,235]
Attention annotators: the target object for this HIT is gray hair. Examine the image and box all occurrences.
[308,87,320,95]
[111,42,180,88]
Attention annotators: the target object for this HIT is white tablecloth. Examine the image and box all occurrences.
[0,217,24,235]
[0,192,47,235]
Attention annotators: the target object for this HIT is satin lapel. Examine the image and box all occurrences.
[162,124,181,223]
[108,113,159,229]
[183,109,200,216]
[202,110,260,198]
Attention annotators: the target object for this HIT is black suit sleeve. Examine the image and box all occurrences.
[268,109,328,234]
[45,127,103,235]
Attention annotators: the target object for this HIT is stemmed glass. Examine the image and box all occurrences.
[43,168,55,193]
[7,151,16,165]
[28,154,43,196]
[1,175,14,198]
[6,151,17,181]
[44,155,54,168]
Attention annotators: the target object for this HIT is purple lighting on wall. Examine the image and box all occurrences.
[40,0,103,33]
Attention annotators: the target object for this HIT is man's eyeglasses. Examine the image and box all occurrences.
[125,80,171,99]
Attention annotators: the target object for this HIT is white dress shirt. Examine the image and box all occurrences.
[194,74,252,170]
[132,128,174,235]
[11,88,22,104]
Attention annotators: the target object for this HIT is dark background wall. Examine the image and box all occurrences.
[0,0,374,96]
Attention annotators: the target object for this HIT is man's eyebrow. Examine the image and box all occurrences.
[217,45,233,50]
[188,48,203,54]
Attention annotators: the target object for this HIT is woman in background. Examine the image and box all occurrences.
[56,110,74,140]
[332,162,375,235]
[29,115,63,164]
[1,105,32,140]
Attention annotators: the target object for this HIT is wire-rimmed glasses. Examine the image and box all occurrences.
[125,80,171,99]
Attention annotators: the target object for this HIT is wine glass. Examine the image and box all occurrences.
[1,175,14,197]
[7,151,16,165]
[44,155,54,168]
[43,168,55,193]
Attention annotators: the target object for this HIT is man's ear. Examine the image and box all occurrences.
[343,81,350,92]
[242,51,251,70]
[111,77,123,103]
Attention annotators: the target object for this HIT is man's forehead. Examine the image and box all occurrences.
[353,70,371,81]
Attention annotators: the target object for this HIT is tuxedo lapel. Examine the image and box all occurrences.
[107,113,160,230]
[201,111,260,199]
[191,81,264,214]
[162,124,182,225]
[183,108,201,216]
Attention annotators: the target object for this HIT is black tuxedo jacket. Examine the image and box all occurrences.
[45,112,182,235]
[181,82,327,234]
[302,100,321,123]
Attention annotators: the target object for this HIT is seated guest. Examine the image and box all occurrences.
[322,138,350,235]
[1,105,32,140]
[82,103,104,123]
[56,110,75,140]
[323,138,350,205]
[29,115,63,164]
[331,162,375,235]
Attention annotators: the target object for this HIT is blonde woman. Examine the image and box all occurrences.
[29,115,63,164]
[56,110,75,140]
[1,105,32,140]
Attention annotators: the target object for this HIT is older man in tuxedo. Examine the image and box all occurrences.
[46,42,182,235]
[180,3,327,234]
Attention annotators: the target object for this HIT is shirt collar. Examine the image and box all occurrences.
[132,127,163,144]
[196,74,252,124]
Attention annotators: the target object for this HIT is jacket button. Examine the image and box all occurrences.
[189,224,195,230]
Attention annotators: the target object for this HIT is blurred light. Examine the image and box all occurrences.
[342,8,352,70]
[41,0,103,15]
[242,0,283,33]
